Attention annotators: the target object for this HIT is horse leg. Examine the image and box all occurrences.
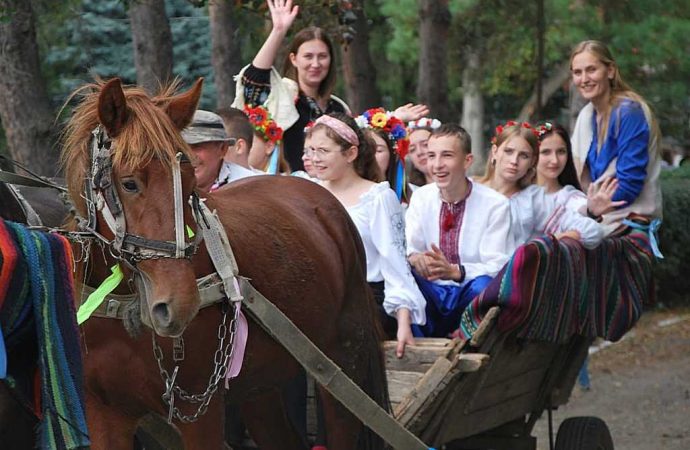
[241,388,309,450]
[317,385,363,450]
[177,394,224,450]
[85,392,139,450]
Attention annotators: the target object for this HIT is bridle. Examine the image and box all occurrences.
[80,126,204,265]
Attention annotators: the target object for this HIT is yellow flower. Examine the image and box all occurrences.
[371,112,388,128]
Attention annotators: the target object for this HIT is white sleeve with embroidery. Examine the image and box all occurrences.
[536,186,603,249]
[371,188,426,326]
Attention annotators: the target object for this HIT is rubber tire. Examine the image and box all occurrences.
[555,416,614,450]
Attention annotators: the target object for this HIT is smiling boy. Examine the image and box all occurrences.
[405,123,512,337]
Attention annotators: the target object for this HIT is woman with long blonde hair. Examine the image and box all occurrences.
[570,40,662,241]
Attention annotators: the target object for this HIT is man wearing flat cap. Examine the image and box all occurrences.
[182,110,256,193]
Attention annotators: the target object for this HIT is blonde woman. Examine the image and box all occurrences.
[570,40,662,243]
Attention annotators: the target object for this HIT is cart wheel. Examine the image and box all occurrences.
[554,416,614,450]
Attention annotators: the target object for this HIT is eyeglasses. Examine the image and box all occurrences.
[303,146,341,158]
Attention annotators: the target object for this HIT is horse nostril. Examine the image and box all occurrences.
[152,302,171,326]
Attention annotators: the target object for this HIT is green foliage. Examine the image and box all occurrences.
[655,164,690,306]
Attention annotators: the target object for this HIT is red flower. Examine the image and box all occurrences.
[244,105,268,126]
[265,122,283,143]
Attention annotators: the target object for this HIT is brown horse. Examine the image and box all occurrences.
[61,78,388,449]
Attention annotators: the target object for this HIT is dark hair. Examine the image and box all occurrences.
[406,161,427,186]
[282,27,337,99]
[305,113,381,182]
[218,107,254,148]
[538,122,582,191]
[429,123,472,154]
[367,129,411,203]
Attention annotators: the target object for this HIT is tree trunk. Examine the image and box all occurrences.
[209,0,243,110]
[417,0,450,120]
[461,49,486,175]
[0,0,59,176]
[340,3,380,113]
[128,0,173,94]
[517,62,571,123]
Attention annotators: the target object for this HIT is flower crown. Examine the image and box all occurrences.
[407,117,442,131]
[243,104,283,145]
[354,107,410,161]
[537,122,553,138]
[491,120,540,145]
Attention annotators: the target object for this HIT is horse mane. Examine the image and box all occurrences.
[61,78,192,215]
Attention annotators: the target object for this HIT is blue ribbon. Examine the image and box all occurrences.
[266,143,280,175]
[395,159,405,201]
[622,218,664,259]
[0,323,6,379]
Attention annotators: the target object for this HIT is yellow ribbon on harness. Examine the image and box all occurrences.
[77,265,124,324]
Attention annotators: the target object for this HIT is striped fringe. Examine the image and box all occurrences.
[0,220,89,449]
[457,232,654,344]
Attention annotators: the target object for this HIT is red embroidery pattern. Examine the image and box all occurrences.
[438,182,473,265]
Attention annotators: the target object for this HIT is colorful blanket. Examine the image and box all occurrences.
[0,219,89,449]
[457,232,654,343]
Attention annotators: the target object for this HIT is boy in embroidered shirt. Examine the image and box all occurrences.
[406,124,511,337]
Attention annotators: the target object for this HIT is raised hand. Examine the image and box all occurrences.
[587,177,627,217]
[392,103,430,123]
[267,0,299,33]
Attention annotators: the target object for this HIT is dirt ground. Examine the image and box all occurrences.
[534,307,690,450]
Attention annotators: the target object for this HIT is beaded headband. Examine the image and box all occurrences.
[314,115,360,146]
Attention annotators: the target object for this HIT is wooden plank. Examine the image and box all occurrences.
[241,283,430,450]
[433,390,538,445]
[470,306,500,347]
[386,370,424,404]
[384,339,455,372]
[457,353,490,373]
[466,364,548,413]
[394,357,453,426]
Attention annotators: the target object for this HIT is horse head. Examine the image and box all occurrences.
[63,77,204,337]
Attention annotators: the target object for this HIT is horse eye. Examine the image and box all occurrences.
[121,179,139,193]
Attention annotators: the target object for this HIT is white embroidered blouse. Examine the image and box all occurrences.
[345,182,426,326]
[508,184,603,253]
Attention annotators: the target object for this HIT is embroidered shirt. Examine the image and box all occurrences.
[240,64,347,172]
[406,180,511,284]
[438,182,473,265]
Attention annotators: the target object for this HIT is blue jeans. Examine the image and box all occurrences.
[411,271,493,338]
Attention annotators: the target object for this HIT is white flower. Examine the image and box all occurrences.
[354,115,370,129]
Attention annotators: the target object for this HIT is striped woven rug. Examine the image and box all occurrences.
[0,219,89,449]
[457,232,654,343]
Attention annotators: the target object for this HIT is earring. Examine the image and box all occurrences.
[491,158,496,166]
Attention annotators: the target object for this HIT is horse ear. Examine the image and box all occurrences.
[98,78,129,138]
[165,78,204,130]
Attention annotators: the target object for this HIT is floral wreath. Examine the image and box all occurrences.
[491,120,540,145]
[407,117,442,131]
[243,104,283,145]
[354,107,410,161]
[537,122,553,138]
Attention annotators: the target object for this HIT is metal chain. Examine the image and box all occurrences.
[152,298,240,423]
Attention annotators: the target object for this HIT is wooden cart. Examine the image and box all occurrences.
[384,307,613,450]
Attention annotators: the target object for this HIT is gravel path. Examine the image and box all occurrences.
[534,308,690,450]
